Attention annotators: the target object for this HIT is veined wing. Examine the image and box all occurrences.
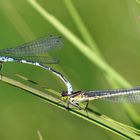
[102,93,140,103]
[0,36,63,56]
[12,56,58,64]
[83,87,140,103]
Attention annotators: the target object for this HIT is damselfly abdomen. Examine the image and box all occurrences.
[0,36,73,94]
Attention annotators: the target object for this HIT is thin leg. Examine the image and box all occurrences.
[65,97,80,109]
[0,62,3,80]
[75,103,81,110]
[84,101,89,116]
[66,98,70,109]
[69,100,81,110]
[85,101,89,110]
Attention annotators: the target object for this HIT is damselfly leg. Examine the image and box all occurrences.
[0,62,3,80]
[62,87,140,110]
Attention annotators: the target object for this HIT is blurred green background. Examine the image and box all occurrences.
[0,0,140,139]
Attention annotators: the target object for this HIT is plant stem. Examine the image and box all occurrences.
[1,75,140,139]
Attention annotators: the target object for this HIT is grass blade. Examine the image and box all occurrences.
[1,75,140,139]
[63,0,102,57]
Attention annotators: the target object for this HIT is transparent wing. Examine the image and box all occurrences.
[84,87,140,103]
[13,56,58,64]
[102,93,140,103]
[0,36,63,56]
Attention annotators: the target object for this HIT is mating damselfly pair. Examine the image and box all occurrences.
[1,35,140,109]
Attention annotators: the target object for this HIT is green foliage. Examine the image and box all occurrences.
[0,0,140,140]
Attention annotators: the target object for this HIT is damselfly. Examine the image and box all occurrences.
[62,86,140,109]
[0,36,73,94]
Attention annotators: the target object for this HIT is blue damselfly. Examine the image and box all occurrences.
[0,36,73,94]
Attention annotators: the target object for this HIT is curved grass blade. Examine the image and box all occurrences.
[1,75,140,140]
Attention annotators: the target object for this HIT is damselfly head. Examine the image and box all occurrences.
[61,91,68,97]
[0,57,14,62]
[0,57,7,62]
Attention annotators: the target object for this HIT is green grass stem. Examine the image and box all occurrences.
[1,75,140,140]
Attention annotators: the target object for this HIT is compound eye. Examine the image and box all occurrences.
[61,91,68,97]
